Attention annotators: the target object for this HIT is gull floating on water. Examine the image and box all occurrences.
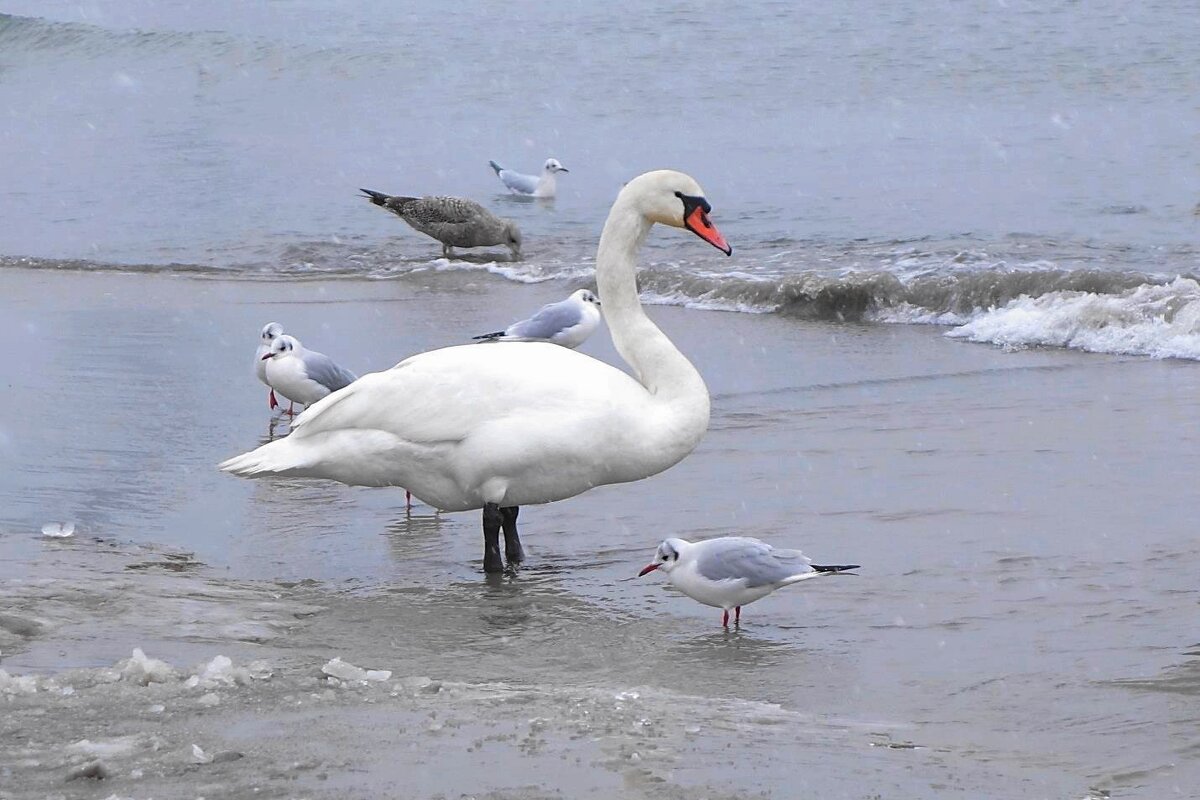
[220,170,731,574]
[254,322,285,411]
[472,289,602,349]
[489,158,569,198]
[638,536,859,627]
[360,189,522,259]
[261,335,356,414]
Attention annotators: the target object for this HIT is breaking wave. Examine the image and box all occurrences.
[5,234,1200,360]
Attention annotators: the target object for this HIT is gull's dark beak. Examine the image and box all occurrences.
[637,563,660,577]
[261,353,272,360]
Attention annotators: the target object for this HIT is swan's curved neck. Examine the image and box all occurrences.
[595,198,709,414]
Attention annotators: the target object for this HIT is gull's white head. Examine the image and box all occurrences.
[621,170,732,256]
[260,322,284,342]
[571,289,601,308]
[264,334,299,360]
[543,158,569,174]
[638,537,692,577]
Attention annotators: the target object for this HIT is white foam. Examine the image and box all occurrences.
[946,277,1200,360]
[869,302,971,326]
[419,258,592,285]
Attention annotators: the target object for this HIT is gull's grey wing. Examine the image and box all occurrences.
[507,299,583,340]
[694,537,813,588]
[499,169,538,195]
[302,351,357,392]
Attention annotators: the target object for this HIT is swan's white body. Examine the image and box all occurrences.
[221,170,725,513]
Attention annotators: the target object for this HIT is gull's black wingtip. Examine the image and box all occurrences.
[812,563,860,574]
[472,331,505,341]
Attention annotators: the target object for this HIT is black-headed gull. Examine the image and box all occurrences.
[360,189,522,259]
[254,322,285,411]
[261,335,356,414]
[638,536,859,627]
[488,158,569,199]
[472,289,602,349]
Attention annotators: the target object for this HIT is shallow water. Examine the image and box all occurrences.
[3,1,1200,798]
[3,271,1200,798]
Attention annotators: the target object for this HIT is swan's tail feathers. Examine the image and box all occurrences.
[488,160,504,176]
[472,331,506,341]
[811,563,860,575]
[218,438,312,478]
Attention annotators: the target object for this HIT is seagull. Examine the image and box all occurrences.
[220,170,731,574]
[255,322,285,412]
[360,189,522,259]
[637,537,859,627]
[261,335,357,414]
[472,290,602,349]
[488,158,569,199]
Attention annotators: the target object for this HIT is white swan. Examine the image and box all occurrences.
[220,170,731,572]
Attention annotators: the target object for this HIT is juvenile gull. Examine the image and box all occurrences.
[261,335,357,413]
[488,158,569,198]
[472,289,602,349]
[638,536,859,627]
[221,170,731,574]
[254,322,285,411]
[360,189,522,259]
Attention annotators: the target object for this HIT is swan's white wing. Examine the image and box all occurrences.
[290,342,641,446]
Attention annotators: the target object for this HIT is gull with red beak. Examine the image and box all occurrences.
[260,335,357,415]
[638,537,859,627]
[254,322,286,412]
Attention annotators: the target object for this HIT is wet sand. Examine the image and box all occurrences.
[3,267,1200,798]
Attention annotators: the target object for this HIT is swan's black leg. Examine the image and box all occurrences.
[501,506,523,566]
[483,503,504,573]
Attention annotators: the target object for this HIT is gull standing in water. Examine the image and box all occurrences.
[488,158,570,198]
[255,322,285,412]
[638,537,859,627]
[261,335,357,415]
[472,289,602,349]
[221,170,731,574]
[360,189,522,259]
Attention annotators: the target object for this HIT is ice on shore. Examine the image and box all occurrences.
[321,657,391,683]
[41,521,75,538]
[118,648,177,685]
[186,654,253,688]
[0,668,40,695]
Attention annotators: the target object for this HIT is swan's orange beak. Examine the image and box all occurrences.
[638,563,660,577]
[684,206,732,255]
